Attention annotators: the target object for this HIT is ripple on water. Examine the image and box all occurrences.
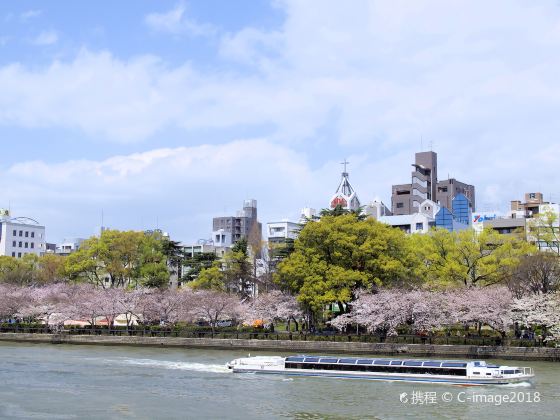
[112,357,231,373]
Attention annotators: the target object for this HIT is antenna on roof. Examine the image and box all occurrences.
[420,135,423,151]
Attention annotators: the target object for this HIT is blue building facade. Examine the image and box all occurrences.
[435,193,472,232]
[452,193,472,225]
[435,207,455,231]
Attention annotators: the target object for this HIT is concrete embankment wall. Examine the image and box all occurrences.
[1,333,558,362]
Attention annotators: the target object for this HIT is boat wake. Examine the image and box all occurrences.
[109,358,230,374]
[499,381,533,388]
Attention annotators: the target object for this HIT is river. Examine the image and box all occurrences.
[0,342,558,419]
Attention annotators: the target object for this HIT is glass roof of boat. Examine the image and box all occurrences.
[285,356,468,368]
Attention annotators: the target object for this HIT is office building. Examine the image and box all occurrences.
[510,192,550,218]
[0,211,46,258]
[391,151,475,216]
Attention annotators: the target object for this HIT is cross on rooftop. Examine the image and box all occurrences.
[340,159,350,173]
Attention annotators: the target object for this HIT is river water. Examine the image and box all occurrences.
[0,342,559,419]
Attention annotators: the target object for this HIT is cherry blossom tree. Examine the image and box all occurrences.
[511,292,560,342]
[116,288,147,331]
[242,291,302,329]
[331,287,515,338]
[0,284,32,320]
[138,288,190,325]
[187,290,243,333]
[24,283,81,328]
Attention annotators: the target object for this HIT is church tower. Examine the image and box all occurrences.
[329,159,361,211]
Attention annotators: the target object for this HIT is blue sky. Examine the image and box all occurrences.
[1,0,560,243]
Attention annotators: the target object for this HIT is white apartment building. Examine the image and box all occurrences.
[55,238,85,256]
[267,221,300,244]
[0,211,46,258]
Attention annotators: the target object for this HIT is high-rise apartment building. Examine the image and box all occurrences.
[212,199,262,251]
[391,151,475,215]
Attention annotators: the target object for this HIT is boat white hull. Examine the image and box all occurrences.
[231,367,533,386]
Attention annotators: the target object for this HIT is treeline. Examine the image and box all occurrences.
[0,230,260,292]
[1,211,559,339]
[0,284,300,333]
[330,287,560,342]
[274,213,559,315]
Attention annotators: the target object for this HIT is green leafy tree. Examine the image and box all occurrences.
[65,229,169,288]
[527,209,560,255]
[0,255,38,285]
[138,232,169,288]
[189,262,226,291]
[319,204,367,220]
[224,238,254,297]
[275,214,418,316]
[36,254,67,284]
[415,228,535,288]
[183,252,219,282]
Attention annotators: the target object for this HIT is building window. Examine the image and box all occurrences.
[396,203,404,209]
[24,242,28,248]
[13,230,16,236]
[529,193,536,199]
[19,241,22,247]
[17,252,21,258]
[31,232,35,238]
[31,243,34,249]
[12,241,16,247]
[25,231,29,237]
[416,223,424,231]
[19,231,23,237]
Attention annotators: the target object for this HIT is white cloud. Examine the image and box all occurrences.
[145,3,215,37]
[31,30,58,46]
[1,139,335,242]
[1,0,560,217]
[20,9,41,21]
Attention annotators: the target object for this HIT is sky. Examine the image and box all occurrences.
[1,0,559,244]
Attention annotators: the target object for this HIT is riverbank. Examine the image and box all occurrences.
[1,332,558,361]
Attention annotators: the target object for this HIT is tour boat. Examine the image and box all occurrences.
[226,355,534,386]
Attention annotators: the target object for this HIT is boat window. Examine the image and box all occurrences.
[515,370,521,374]
[486,373,492,376]
[357,359,373,365]
[503,370,515,374]
[319,358,338,363]
[338,358,357,364]
[304,357,320,363]
[472,371,480,375]
[390,361,403,366]
[441,362,467,368]
[374,360,391,365]
[403,361,423,366]
[423,362,442,367]
[286,357,305,362]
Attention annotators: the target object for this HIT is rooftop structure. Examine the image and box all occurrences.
[329,160,361,211]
